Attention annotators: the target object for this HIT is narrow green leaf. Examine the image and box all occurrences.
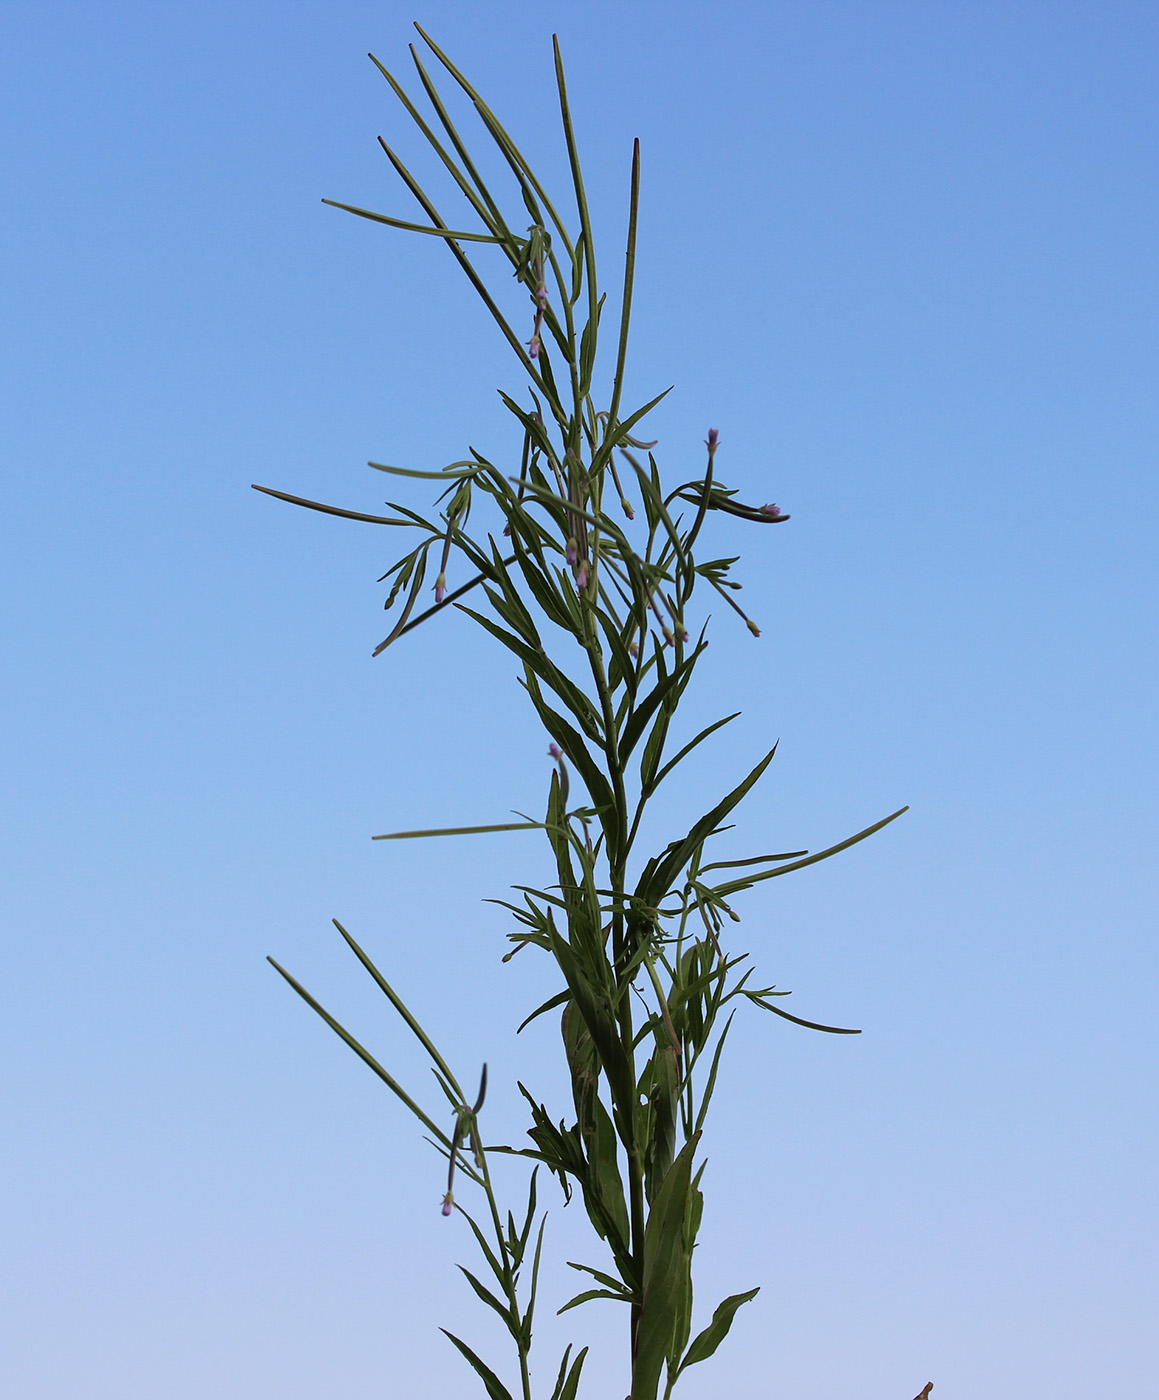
[678,1288,760,1373]
[749,998,861,1034]
[371,49,513,244]
[440,1331,515,1400]
[330,920,464,1099]
[618,644,705,764]
[516,988,571,1034]
[648,712,742,793]
[692,1011,735,1136]
[457,604,605,743]
[413,25,576,256]
[367,458,477,479]
[589,386,673,478]
[458,1267,518,1337]
[566,1259,634,1296]
[557,1287,630,1314]
[699,848,808,872]
[549,1345,589,1400]
[711,806,910,896]
[250,483,413,526]
[266,958,449,1146]
[372,822,541,840]
[636,746,780,908]
[322,197,502,241]
[607,137,640,433]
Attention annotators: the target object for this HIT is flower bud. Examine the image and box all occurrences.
[761,503,780,517]
[434,573,446,605]
[565,538,578,566]
[575,563,588,590]
[548,743,563,760]
[746,618,762,637]
[441,1193,453,1217]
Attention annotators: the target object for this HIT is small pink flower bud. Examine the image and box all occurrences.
[548,743,563,760]
[565,538,578,566]
[761,503,780,517]
[535,282,548,309]
[528,336,540,358]
[575,563,588,589]
[434,573,446,604]
[629,641,639,658]
[441,1193,453,1217]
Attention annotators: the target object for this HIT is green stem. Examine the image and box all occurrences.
[476,1145,533,1400]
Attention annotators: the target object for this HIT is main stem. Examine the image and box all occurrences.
[581,594,646,1368]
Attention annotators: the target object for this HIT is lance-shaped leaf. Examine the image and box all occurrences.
[635,745,779,909]
[440,1331,515,1400]
[266,958,450,1147]
[707,805,910,898]
[647,711,741,794]
[457,603,605,743]
[677,1287,760,1374]
[372,821,541,840]
[549,1345,589,1400]
[617,639,706,765]
[250,482,414,526]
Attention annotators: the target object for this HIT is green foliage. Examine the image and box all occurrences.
[262,26,906,1400]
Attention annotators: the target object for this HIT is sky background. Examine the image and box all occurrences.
[2,3,1156,1398]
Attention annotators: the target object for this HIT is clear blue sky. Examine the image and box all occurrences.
[2,3,1156,1398]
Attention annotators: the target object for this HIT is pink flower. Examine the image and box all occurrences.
[761,503,780,517]
[441,1193,453,1217]
[565,538,578,566]
[575,563,588,589]
[434,573,446,604]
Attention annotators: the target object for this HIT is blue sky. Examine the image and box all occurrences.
[2,3,1156,1397]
